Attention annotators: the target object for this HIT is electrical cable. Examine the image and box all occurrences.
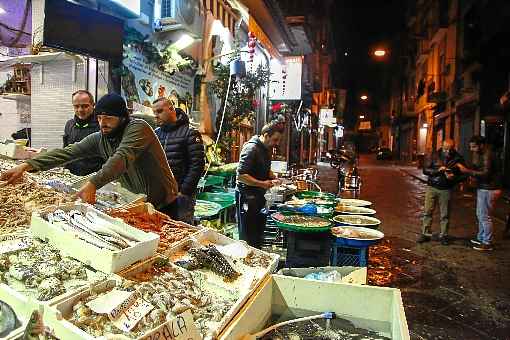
[203,73,233,178]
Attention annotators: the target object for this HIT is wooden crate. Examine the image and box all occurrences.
[30,203,159,273]
[220,275,410,340]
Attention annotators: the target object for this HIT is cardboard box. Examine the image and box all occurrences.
[30,203,159,273]
[220,275,410,340]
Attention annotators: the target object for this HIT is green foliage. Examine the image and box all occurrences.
[210,61,270,159]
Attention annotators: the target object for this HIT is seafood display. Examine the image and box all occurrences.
[0,175,74,233]
[337,198,372,207]
[243,250,272,268]
[0,238,107,301]
[271,213,331,228]
[335,205,376,215]
[194,200,222,218]
[333,215,381,227]
[66,264,237,339]
[286,198,334,207]
[31,167,81,185]
[43,209,141,251]
[332,226,379,240]
[178,245,241,282]
[108,207,198,252]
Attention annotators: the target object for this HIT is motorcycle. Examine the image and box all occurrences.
[326,149,352,169]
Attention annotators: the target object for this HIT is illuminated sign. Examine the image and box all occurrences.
[269,56,303,100]
[106,0,140,16]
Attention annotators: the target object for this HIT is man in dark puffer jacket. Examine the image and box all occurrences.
[153,98,205,223]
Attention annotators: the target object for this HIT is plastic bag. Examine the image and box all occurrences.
[304,270,342,282]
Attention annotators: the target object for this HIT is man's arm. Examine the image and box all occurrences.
[25,133,100,171]
[89,121,151,189]
[180,129,205,196]
[238,173,273,190]
[1,133,100,184]
[423,153,440,176]
[459,151,491,178]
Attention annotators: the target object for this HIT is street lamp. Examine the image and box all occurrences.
[374,49,387,57]
[359,115,365,119]
[360,95,368,101]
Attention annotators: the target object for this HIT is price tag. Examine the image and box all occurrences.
[140,310,201,340]
[0,236,32,254]
[86,289,134,315]
[111,292,154,332]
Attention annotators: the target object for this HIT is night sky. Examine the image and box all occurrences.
[331,0,406,129]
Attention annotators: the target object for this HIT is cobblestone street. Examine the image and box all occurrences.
[317,155,510,340]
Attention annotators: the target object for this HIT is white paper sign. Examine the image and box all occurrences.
[111,293,154,332]
[0,235,32,254]
[140,310,201,340]
[86,289,134,315]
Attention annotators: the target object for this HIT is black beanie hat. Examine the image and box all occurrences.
[95,93,128,118]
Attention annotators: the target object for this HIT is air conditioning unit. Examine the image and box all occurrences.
[154,0,203,38]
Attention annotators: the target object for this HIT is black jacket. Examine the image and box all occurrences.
[236,136,271,195]
[468,147,503,190]
[63,116,103,176]
[423,149,465,190]
[155,109,205,196]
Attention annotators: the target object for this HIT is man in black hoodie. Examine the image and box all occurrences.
[418,139,464,245]
[236,121,284,249]
[63,90,103,176]
[153,98,205,223]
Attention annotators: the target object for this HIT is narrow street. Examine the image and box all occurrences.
[318,155,510,340]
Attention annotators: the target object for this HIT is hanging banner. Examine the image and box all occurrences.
[269,56,303,100]
[121,45,195,109]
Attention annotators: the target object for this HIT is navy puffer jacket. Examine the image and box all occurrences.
[155,109,205,196]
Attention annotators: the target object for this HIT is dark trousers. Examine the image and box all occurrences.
[236,189,267,249]
[159,199,179,221]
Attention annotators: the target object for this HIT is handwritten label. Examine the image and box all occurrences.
[86,289,134,315]
[140,310,201,340]
[0,236,32,254]
[111,292,154,332]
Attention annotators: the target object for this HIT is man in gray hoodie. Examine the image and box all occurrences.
[236,121,283,249]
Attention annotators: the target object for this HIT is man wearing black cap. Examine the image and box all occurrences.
[1,93,179,217]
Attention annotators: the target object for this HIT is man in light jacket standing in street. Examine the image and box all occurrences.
[418,139,464,245]
[152,97,205,223]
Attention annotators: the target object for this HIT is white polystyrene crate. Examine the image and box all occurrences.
[30,203,159,273]
[162,228,280,337]
[0,284,43,339]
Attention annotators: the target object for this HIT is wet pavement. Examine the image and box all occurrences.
[316,154,510,340]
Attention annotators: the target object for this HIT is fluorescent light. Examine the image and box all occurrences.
[211,19,224,36]
[0,7,6,14]
[170,34,195,51]
[359,115,365,119]
[422,123,428,128]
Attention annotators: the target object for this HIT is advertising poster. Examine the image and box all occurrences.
[121,45,195,110]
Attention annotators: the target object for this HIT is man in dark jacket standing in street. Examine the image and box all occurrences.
[153,98,205,223]
[1,93,179,218]
[236,121,283,249]
[458,136,503,251]
[418,139,464,245]
[63,90,103,176]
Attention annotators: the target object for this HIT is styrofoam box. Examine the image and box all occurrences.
[30,203,159,273]
[43,280,118,340]
[219,275,410,340]
[163,228,280,337]
[277,266,367,285]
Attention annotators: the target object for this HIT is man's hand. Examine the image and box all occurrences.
[456,163,470,174]
[438,166,447,172]
[77,181,97,204]
[271,179,282,187]
[261,180,274,190]
[0,163,32,184]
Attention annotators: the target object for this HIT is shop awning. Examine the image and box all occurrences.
[202,0,240,35]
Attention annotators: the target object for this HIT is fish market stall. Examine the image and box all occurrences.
[220,275,409,340]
